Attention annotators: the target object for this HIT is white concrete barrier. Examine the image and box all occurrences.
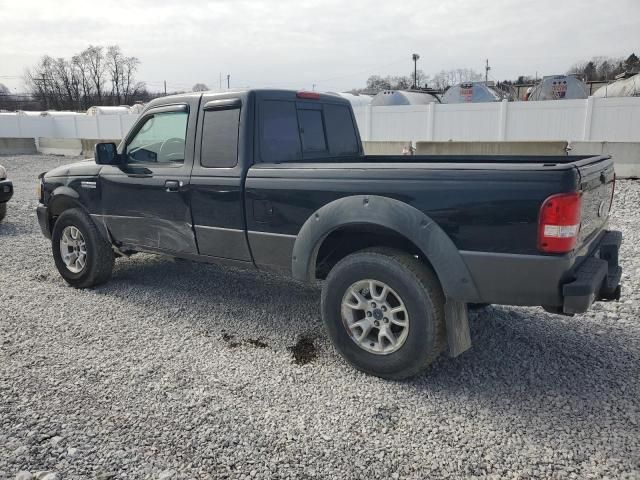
[0,138,37,155]
[415,141,568,156]
[36,138,83,156]
[363,141,410,155]
[569,142,640,178]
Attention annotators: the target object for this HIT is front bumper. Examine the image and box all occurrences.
[0,179,13,203]
[37,204,51,239]
[562,230,622,314]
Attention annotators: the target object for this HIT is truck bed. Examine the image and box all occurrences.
[247,154,612,253]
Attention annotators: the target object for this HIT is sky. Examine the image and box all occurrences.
[0,0,638,93]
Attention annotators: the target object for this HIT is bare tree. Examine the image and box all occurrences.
[432,69,482,90]
[24,44,147,110]
[82,45,106,104]
[72,53,94,109]
[0,83,14,110]
[121,56,143,104]
[106,45,124,104]
[568,55,628,82]
[192,83,209,92]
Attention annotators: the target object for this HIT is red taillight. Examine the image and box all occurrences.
[538,192,582,254]
[297,91,320,100]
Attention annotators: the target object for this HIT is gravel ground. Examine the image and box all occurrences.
[0,155,638,480]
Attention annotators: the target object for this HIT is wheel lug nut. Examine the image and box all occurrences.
[366,312,372,317]
[371,302,377,308]
[381,306,387,312]
[384,318,389,323]
[374,320,380,327]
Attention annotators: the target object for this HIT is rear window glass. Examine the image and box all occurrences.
[324,104,359,155]
[298,109,327,152]
[260,101,301,163]
[201,108,240,168]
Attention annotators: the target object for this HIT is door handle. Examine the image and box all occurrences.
[165,180,182,192]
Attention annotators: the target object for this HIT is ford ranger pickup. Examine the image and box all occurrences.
[36,89,622,379]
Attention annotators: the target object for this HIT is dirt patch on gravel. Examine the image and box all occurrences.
[289,336,317,365]
[221,332,240,348]
[247,338,268,348]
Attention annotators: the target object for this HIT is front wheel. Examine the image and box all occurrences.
[321,248,446,379]
[0,202,6,222]
[51,208,114,288]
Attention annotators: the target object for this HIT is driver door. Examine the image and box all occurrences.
[98,102,198,254]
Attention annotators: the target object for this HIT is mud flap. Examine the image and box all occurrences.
[444,298,471,357]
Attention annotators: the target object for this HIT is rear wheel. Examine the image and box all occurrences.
[0,203,6,222]
[51,208,114,288]
[321,248,446,379]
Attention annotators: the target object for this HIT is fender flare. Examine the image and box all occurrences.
[47,187,111,243]
[48,186,81,216]
[291,195,480,303]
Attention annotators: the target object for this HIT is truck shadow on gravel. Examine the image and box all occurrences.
[98,256,636,411]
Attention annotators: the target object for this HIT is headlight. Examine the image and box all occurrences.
[37,179,43,202]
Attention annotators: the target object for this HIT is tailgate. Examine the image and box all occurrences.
[576,156,615,246]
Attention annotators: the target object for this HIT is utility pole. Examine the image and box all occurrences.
[226,75,230,89]
[164,80,167,95]
[412,53,420,89]
[219,72,222,90]
[485,59,491,83]
[312,84,316,91]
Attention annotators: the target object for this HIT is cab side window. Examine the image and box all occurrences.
[201,108,240,168]
[126,111,188,164]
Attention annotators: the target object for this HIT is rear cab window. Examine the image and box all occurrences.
[259,97,359,163]
[200,107,240,168]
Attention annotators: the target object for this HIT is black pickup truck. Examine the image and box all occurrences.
[36,89,622,379]
[0,164,13,222]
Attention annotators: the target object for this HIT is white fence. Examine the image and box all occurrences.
[0,96,639,144]
[0,114,139,140]
[352,96,640,143]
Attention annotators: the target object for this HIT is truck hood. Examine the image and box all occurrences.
[45,159,103,178]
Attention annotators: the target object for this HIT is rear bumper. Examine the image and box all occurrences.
[460,230,622,314]
[37,203,51,239]
[0,179,13,203]
[561,231,621,314]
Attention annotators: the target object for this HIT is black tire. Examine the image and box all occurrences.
[321,247,446,380]
[0,202,6,222]
[51,208,114,288]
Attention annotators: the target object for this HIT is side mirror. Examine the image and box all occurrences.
[94,142,120,165]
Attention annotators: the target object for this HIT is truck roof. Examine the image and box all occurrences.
[145,89,349,110]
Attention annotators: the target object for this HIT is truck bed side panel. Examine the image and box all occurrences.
[244,163,580,272]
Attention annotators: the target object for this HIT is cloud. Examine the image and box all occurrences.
[1,0,638,92]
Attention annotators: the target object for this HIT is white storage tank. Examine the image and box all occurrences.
[329,92,373,107]
[593,73,640,98]
[43,111,82,116]
[527,75,588,101]
[87,106,132,116]
[129,103,146,114]
[442,82,505,103]
[371,90,439,106]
